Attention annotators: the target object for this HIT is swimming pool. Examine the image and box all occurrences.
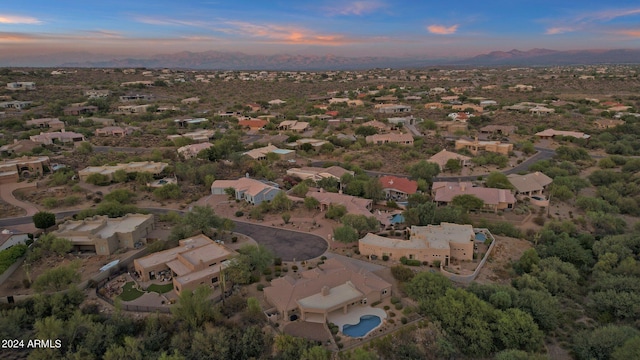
[342,315,382,338]
[475,232,487,241]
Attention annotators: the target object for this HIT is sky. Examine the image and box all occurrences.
[1,0,640,59]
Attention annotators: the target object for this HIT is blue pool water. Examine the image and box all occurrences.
[342,315,381,337]
[475,233,487,241]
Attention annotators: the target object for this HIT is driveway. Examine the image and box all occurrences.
[0,182,40,217]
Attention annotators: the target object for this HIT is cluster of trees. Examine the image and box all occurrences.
[333,214,380,243]
[169,205,234,241]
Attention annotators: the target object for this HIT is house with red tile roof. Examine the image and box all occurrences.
[379,176,418,201]
[238,118,269,131]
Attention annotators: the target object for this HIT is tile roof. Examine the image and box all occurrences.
[379,175,418,195]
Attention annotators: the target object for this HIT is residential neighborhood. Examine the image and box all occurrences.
[1,63,640,359]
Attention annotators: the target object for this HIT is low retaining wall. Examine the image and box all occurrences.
[0,255,26,286]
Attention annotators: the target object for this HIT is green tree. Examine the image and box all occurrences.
[33,211,56,230]
[237,244,274,274]
[333,225,359,243]
[573,325,639,360]
[271,191,293,212]
[495,308,544,352]
[112,169,128,183]
[154,183,181,200]
[33,261,81,292]
[612,335,640,360]
[304,196,320,211]
[341,214,379,235]
[49,237,72,255]
[485,172,513,189]
[291,182,309,197]
[451,194,484,213]
[135,171,153,185]
[363,177,384,202]
[85,173,111,186]
[325,204,347,220]
[104,189,136,204]
[408,160,440,182]
[171,286,219,330]
[445,158,462,172]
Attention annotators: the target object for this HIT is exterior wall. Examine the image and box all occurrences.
[0,172,19,184]
[450,241,474,261]
[174,272,220,294]
[135,262,170,282]
[0,234,29,252]
[94,236,119,256]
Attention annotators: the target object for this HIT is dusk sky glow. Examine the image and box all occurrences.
[2,0,640,59]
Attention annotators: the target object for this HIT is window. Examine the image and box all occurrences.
[361,298,368,305]
[382,289,388,295]
[212,277,218,283]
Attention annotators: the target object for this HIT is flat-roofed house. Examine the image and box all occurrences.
[454,139,513,155]
[535,128,590,140]
[432,181,516,212]
[95,126,138,137]
[379,175,418,201]
[359,223,479,265]
[286,166,353,183]
[507,172,553,197]
[374,104,411,114]
[63,105,98,116]
[177,142,214,159]
[211,177,281,205]
[30,131,86,145]
[26,118,65,130]
[479,125,517,136]
[52,214,155,255]
[264,257,391,323]
[78,161,168,182]
[6,82,35,91]
[0,156,51,183]
[365,133,414,145]
[84,89,111,98]
[0,100,32,110]
[133,234,236,294]
[594,119,625,129]
[428,149,471,171]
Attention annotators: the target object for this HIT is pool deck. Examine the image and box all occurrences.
[327,306,387,333]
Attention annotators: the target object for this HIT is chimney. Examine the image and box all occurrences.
[460,182,466,192]
[321,286,330,296]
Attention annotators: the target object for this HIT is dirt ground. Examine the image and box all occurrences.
[0,198,25,218]
[474,235,533,285]
[0,248,144,297]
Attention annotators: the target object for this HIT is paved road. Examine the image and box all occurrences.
[0,208,327,262]
[435,147,555,182]
[233,222,327,261]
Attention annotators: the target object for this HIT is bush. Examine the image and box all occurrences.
[390,297,401,304]
[234,211,244,217]
[382,255,389,261]
[391,265,415,282]
[256,284,265,291]
[274,258,282,266]
[401,317,408,324]
[395,303,404,310]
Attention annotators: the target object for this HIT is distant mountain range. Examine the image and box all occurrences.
[1,48,639,70]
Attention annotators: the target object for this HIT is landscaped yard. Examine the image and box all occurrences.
[147,283,174,294]
[118,281,145,301]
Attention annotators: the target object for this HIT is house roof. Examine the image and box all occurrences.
[286,166,353,181]
[238,118,268,129]
[379,175,418,195]
[365,133,413,143]
[433,183,516,205]
[211,177,280,197]
[360,223,475,251]
[507,172,553,193]
[263,257,390,313]
[535,128,590,139]
[307,191,372,217]
[428,149,471,168]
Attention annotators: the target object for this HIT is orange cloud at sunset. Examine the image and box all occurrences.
[427,24,458,35]
[0,14,42,24]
